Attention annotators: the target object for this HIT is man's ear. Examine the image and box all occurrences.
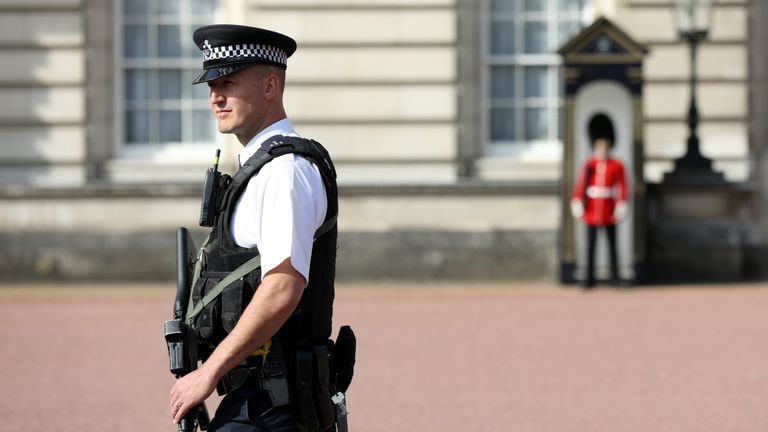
[264,74,280,100]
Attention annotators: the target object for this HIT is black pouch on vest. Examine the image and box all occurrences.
[221,278,244,333]
[191,275,218,339]
[295,350,321,432]
[192,271,246,340]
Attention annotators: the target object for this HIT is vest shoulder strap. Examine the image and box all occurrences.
[228,135,337,200]
[220,135,338,244]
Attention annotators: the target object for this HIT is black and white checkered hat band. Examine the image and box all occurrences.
[203,43,288,66]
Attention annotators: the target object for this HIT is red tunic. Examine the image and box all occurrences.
[572,157,628,226]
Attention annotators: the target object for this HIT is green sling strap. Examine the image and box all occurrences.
[185,254,261,326]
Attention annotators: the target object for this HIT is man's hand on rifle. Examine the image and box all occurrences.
[169,366,219,424]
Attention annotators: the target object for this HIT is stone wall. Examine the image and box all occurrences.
[0,183,559,281]
[0,229,557,281]
[0,0,87,185]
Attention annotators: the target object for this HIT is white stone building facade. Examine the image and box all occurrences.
[0,0,760,280]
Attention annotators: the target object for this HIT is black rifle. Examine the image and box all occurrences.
[164,227,210,432]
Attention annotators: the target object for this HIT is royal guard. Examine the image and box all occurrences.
[571,113,628,288]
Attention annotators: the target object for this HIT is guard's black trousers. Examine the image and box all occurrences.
[586,224,619,284]
[209,387,298,432]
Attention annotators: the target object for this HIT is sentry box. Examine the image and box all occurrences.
[558,17,649,285]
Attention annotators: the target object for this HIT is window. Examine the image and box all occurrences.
[485,0,587,150]
[120,0,217,149]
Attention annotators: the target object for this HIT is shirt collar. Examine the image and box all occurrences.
[238,118,298,166]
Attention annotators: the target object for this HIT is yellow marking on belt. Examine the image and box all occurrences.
[252,339,271,364]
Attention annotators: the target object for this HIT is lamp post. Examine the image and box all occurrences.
[664,0,725,184]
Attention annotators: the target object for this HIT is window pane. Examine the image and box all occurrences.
[159,0,181,14]
[192,80,210,100]
[525,0,547,12]
[490,0,515,13]
[122,0,216,149]
[525,108,549,140]
[159,25,182,58]
[490,21,516,55]
[491,66,516,99]
[193,83,210,100]
[185,37,201,58]
[126,110,149,143]
[487,0,583,148]
[159,110,182,142]
[182,69,208,98]
[193,110,215,142]
[558,20,582,46]
[124,25,149,58]
[125,69,150,101]
[491,108,516,141]
[124,0,149,15]
[524,66,548,98]
[159,70,182,100]
[524,21,547,53]
[558,0,582,13]
[191,0,216,15]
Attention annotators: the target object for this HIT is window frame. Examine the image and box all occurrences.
[481,0,587,157]
[113,0,220,163]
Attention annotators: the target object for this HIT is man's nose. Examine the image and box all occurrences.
[210,89,225,105]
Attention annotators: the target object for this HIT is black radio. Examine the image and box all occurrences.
[199,149,222,227]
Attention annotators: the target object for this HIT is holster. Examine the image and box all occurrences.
[294,346,335,432]
[298,326,356,432]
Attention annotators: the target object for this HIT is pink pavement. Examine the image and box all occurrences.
[0,282,766,431]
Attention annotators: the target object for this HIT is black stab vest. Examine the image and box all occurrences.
[192,135,338,357]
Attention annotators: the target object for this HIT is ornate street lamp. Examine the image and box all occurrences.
[664,0,725,184]
[675,0,713,38]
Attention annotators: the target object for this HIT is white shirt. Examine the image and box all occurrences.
[231,118,328,283]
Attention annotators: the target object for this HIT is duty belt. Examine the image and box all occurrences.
[217,340,293,406]
[219,365,262,395]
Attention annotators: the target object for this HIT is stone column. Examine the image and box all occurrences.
[749,0,768,277]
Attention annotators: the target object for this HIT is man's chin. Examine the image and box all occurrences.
[216,123,234,134]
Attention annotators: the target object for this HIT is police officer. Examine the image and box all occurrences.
[169,24,339,431]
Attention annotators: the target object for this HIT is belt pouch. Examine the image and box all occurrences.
[312,346,334,430]
[217,367,251,396]
[295,350,320,432]
[260,339,292,407]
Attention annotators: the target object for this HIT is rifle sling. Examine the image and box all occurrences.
[185,255,261,326]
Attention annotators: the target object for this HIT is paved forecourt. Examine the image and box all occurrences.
[0,281,766,431]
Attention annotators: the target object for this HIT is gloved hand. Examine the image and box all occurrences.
[570,199,584,219]
[614,201,627,221]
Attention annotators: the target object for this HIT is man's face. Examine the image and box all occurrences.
[207,66,266,139]
[594,138,610,159]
